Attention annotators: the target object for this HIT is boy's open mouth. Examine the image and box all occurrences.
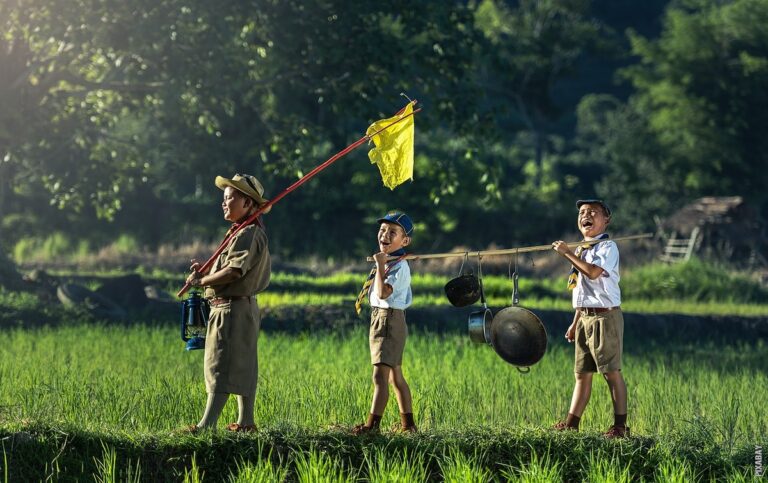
[581,220,594,229]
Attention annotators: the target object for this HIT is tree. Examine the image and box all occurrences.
[580,0,768,227]
[473,0,609,190]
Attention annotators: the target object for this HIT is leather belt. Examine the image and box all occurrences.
[578,306,619,316]
[371,307,401,315]
[209,296,250,307]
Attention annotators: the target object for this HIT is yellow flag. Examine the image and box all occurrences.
[366,102,415,190]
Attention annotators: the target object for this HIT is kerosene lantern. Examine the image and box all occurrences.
[181,291,209,351]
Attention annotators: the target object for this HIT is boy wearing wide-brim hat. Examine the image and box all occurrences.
[184,173,271,433]
[352,211,417,434]
[551,199,629,438]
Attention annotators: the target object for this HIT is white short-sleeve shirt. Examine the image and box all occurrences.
[369,260,412,310]
[572,239,621,308]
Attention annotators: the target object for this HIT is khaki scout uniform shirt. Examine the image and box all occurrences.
[203,224,270,395]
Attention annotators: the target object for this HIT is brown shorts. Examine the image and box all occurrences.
[574,308,624,374]
[369,307,407,367]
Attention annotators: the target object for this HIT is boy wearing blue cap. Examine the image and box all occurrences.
[551,199,629,438]
[353,211,416,434]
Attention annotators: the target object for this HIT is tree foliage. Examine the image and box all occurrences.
[2,0,764,266]
[580,0,768,229]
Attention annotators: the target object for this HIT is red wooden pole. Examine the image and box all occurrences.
[177,102,420,297]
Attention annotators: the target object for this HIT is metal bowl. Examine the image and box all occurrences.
[444,274,481,307]
[490,306,548,367]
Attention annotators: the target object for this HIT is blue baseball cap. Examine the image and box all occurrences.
[377,211,414,236]
[576,199,611,217]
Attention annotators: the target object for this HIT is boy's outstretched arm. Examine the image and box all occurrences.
[551,241,605,280]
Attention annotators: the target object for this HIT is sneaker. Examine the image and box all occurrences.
[351,423,379,435]
[552,420,577,431]
[225,423,257,433]
[603,425,630,439]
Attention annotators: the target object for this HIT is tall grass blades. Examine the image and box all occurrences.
[438,447,493,483]
[500,450,562,482]
[0,325,765,441]
[228,457,288,483]
[183,453,204,483]
[228,443,287,483]
[1,442,7,483]
[93,443,117,483]
[583,453,632,483]
[653,457,697,482]
[92,442,141,483]
[293,448,353,483]
[364,447,429,482]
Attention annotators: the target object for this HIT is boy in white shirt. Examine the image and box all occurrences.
[353,211,416,434]
[551,199,629,438]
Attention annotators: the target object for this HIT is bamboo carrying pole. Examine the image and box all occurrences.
[177,102,421,297]
[365,233,654,262]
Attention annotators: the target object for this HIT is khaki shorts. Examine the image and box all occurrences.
[574,308,624,374]
[369,307,407,367]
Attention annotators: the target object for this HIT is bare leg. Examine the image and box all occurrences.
[197,392,229,428]
[388,366,413,414]
[603,371,627,415]
[236,392,256,426]
[569,372,593,417]
[370,364,391,415]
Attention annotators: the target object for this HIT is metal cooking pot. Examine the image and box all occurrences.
[445,274,480,307]
[490,306,548,367]
[444,254,480,307]
[489,268,548,369]
[468,307,493,344]
[467,257,492,344]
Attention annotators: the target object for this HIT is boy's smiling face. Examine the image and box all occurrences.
[378,222,410,254]
[578,203,610,238]
[222,187,251,222]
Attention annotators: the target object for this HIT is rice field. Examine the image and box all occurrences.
[0,323,765,481]
[1,260,766,480]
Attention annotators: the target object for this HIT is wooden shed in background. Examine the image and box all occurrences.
[657,196,766,267]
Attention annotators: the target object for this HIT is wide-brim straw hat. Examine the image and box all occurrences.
[215,174,271,213]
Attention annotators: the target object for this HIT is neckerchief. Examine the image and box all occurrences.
[567,233,609,290]
[354,248,407,315]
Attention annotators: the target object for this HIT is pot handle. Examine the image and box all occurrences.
[512,271,519,306]
[458,252,470,276]
[510,249,520,306]
[477,256,487,308]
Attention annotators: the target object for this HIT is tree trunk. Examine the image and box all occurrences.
[0,161,23,290]
[0,244,23,290]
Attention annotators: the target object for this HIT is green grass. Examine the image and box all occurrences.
[3,260,766,479]
[0,324,764,480]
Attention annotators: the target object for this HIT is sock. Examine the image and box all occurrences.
[614,413,627,427]
[565,412,581,429]
[400,412,415,428]
[365,413,383,429]
[197,392,229,428]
